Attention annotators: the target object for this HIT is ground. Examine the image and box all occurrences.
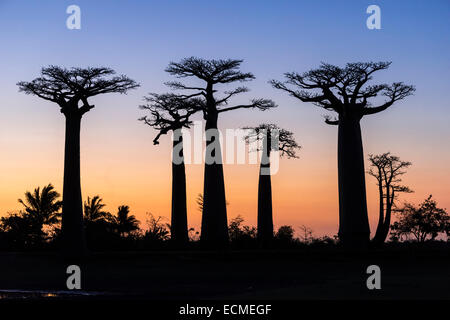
[0,246,449,300]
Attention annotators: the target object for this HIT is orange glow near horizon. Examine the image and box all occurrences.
[1,111,449,238]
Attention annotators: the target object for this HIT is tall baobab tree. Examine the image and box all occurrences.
[166,57,276,247]
[17,66,139,254]
[368,153,412,246]
[139,93,202,246]
[271,62,415,248]
[244,124,300,248]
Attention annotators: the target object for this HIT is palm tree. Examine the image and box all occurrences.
[83,196,119,249]
[83,196,112,224]
[112,205,140,237]
[18,183,62,243]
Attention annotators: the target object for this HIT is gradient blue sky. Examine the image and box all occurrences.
[0,0,449,236]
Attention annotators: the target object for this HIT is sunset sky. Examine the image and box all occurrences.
[0,0,449,237]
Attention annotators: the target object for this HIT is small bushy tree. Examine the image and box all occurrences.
[391,196,449,242]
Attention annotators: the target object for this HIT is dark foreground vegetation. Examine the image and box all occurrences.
[0,243,449,300]
[1,183,448,253]
[1,185,448,300]
[0,186,448,300]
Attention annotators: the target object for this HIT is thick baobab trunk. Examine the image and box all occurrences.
[337,114,370,248]
[171,130,188,246]
[200,109,229,248]
[61,113,85,255]
[257,132,273,248]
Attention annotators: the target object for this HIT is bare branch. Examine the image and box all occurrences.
[218,98,276,113]
[324,115,339,125]
[363,82,415,115]
[243,123,300,159]
[216,86,249,105]
[139,93,203,144]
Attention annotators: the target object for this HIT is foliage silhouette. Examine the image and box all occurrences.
[244,124,300,248]
[17,66,139,255]
[271,62,415,248]
[83,196,117,250]
[18,183,62,242]
[143,213,171,247]
[275,226,295,241]
[368,153,412,246]
[0,212,40,249]
[0,184,61,248]
[112,205,140,238]
[228,215,257,249]
[84,195,113,224]
[298,225,314,244]
[391,195,449,242]
[166,57,276,248]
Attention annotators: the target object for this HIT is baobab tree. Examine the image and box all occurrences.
[368,153,412,246]
[271,62,415,248]
[139,93,202,246]
[166,57,276,247]
[244,124,300,248]
[17,66,139,254]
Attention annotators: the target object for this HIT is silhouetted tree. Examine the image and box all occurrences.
[18,183,62,242]
[84,195,113,224]
[83,195,116,249]
[368,153,412,246]
[143,213,171,245]
[228,215,257,248]
[166,57,276,247]
[112,205,140,238]
[274,225,295,244]
[298,225,314,244]
[391,196,449,242]
[244,124,300,248]
[0,184,62,248]
[271,62,415,248]
[0,212,38,249]
[17,66,139,254]
[140,93,202,246]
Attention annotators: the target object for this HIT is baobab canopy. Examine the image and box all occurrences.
[271,61,415,124]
